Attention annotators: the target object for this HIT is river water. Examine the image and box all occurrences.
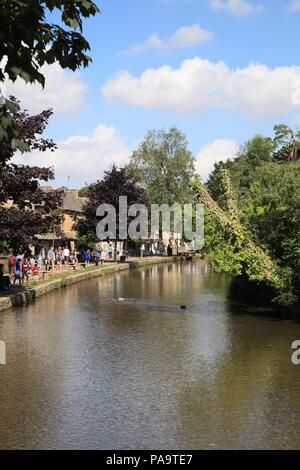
[0,260,300,449]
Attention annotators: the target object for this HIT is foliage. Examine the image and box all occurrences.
[76,165,149,245]
[199,127,300,305]
[0,0,99,149]
[78,184,91,198]
[128,127,196,205]
[273,124,300,162]
[0,0,99,85]
[75,233,95,250]
[0,98,64,253]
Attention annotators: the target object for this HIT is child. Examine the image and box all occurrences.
[14,259,22,285]
[21,258,30,284]
[31,261,40,283]
[83,249,91,265]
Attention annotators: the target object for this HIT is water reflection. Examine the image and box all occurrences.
[0,260,299,449]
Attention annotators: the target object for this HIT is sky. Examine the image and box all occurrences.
[9,0,300,188]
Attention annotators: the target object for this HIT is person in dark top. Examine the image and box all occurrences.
[95,247,102,266]
[0,264,10,291]
[14,259,22,285]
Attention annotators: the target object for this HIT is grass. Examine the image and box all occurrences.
[1,263,119,296]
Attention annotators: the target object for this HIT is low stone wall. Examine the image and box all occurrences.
[0,264,129,313]
[0,256,200,313]
[128,256,177,269]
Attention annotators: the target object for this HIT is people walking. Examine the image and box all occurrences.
[83,248,91,265]
[21,257,30,284]
[140,243,145,258]
[0,264,10,291]
[70,251,78,268]
[31,261,40,283]
[48,246,55,271]
[108,242,113,259]
[57,246,63,270]
[14,259,22,285]
[8,251,16,283]
[95,247,102,266]
[63,246,70,264]
[38,247,45,267]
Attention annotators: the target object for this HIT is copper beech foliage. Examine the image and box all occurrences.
[76,165,149,245]
[0,98,64,253]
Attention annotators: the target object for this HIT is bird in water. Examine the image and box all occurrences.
[180,305,186,309]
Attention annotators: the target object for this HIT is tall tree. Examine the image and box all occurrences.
[0,0,99,149]
[128,127,196,205]
[201,131,300,306]
[273,124,300,162]
[0,98,64,253]
[76,166,149,257]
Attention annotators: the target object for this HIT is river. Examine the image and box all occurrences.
[0,260,300,449]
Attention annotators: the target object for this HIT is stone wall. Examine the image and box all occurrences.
[0,264,129,313]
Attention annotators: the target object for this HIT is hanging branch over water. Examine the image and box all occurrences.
[191,171,297,305]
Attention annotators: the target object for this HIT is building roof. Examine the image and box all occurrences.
[62,190,87,213]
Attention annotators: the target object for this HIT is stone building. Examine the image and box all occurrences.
[35,189,87,254]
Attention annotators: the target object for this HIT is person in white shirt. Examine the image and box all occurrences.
[63,247,70,264]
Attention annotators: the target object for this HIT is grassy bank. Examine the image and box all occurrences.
[0,263,129,312]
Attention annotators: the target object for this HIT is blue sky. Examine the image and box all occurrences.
[11,0,300,187]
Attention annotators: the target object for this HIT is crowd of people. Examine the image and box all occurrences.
[0,240,182,291]
[0,244,118,291]
[0,255,38,290]
[38,246,78,271]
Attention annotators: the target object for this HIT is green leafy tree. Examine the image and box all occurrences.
[202,132,300,306]
[0,0,99,85]
[78,184,91,198]
[128,127,196,205]
[0,0,99,149]
[273,124,300,162]
[207,135,274,204]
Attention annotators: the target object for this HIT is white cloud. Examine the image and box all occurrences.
[102,57,300,121]
[195,139,238,180]
[209,0,265,16]
[5,62,86,116]
[13,125,131,188]
[123,24,213,54]
[290,0,300,11]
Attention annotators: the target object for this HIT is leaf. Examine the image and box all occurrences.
[11,138,30,153]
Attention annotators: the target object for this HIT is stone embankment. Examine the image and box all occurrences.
[0,256,186,312]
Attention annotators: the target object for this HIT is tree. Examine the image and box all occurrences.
[128,127,196,205]
[78,184,91,198]
[76,165,149,257]
[0,0,99,85]
[0,0,99,149]
[192,171,297,306]
[207,135,274,204]
[273,124,300,162]
[0,98,64,253]
[201,131,300,306]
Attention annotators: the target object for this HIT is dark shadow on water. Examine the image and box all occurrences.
[226,276,300,322]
